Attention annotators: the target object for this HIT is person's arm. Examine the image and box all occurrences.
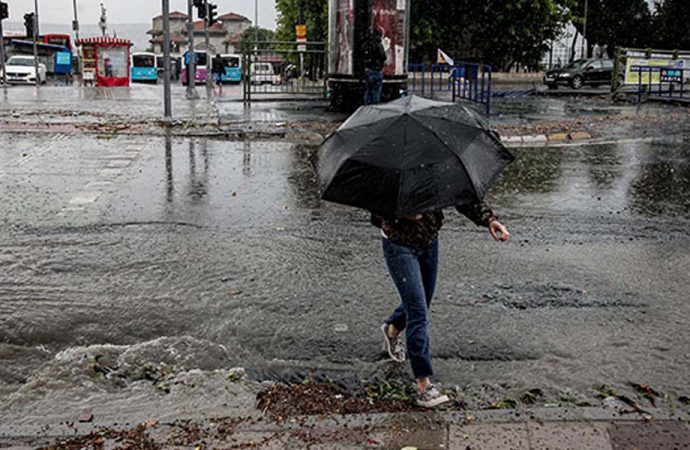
[456,202,510,242]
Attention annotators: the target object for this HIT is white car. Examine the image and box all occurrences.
[250,62,281,85]
[1,55,47,85]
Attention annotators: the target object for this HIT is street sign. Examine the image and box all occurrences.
[295,24,307,39]
[296,36,306,52]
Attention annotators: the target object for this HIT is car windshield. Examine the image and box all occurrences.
[7,57,35,67]
[561,59,588,70]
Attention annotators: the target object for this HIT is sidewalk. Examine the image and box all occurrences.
[2,406,689,449]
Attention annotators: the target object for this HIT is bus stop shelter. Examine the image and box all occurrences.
[76,37,131,87]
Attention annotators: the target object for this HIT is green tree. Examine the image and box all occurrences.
[239,27,275,52]
[653,0,690,50]
[410,0,569,71]
[581,0,652,56]
[275,0,328,43]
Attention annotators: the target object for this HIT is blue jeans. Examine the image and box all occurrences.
[382,238,439,379]
[363,69,383,105]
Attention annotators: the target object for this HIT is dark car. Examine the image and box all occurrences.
[544,59,615,89]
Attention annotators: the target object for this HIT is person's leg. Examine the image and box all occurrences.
[382,239,433,380]
[373,70,383,104]
[363,70,372,105]
[419,239,440,308]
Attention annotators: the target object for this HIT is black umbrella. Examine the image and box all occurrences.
[313,95,514,219]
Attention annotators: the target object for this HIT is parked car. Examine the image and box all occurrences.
[544,59,614,89]
[250,62,280,85]
[1,55,47,85]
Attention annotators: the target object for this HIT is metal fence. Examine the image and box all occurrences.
[242,41,328,102]
[408,62,493,114]
[633,66,688,103]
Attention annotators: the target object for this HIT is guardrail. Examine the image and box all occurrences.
[408,62,493,114]
[633,66,687,103]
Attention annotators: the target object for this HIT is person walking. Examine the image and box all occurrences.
[211,53,225,97]
[373,204,510,407]
[362,30,387,105]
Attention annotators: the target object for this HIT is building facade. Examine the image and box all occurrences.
[148,10,251,55]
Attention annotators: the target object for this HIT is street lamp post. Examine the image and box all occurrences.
[255,0,259,47]
[162,0,172,121]
[581,0,588,59]
[0,6,7,89]
[32,0,39,88]
[204,0,211,98]
[72,0,79,41]
[186,0,199,99]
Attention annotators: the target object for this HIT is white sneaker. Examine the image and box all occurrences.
[380,324,406,362]
[416,384,450,408]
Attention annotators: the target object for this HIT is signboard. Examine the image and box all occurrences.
[372,0,407,76]
[660,68,683,83]
[295,24,307,39]
[56,52,71,65]
[296,36,307,53]
[331,0,354,75]
[625,57,688,84]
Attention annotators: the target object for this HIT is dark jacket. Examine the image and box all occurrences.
[211,56,225,75]
[363,36,387,72]
[370,202,497,249]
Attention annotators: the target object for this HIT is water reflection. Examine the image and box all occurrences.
[629,143,690,218]
[165,130,173,203]
[186,140,209,203]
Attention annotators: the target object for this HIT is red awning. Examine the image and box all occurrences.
[76,37,132,47]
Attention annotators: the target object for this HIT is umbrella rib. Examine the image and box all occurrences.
[408,115,482,202]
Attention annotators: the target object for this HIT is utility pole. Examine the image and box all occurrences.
[186,0,199,99]
[32,0,39,88]
[72,0,79,41]
[204,0,211,98]
[99,3,107,37]
[0,2,7,88]
[162,0,172,121]
[581,0,588,59]
[255,0,259,47]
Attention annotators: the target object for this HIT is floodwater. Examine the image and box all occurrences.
[1,131,689,428]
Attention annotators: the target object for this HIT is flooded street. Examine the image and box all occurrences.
[1,129,689,427]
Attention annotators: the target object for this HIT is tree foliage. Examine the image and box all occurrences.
[410,0,569,70]
[580,0,652,56]
[239,27,275,52]
[653,0,690,50]
[275,0,328,43]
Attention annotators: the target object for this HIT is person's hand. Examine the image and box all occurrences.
[489,220,510,242]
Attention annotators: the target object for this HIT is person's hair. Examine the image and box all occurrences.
[216,53,221,58]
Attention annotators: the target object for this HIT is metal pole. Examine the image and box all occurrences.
[72,0,79,41]
[0,16,7,88]
[32,0,39,88]
[204,0,211,99]
[255,0,259,46]
[162,0,172,120]
[186,0,198,99]
[581,0,588,59]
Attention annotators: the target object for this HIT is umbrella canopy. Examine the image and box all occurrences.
[313,95,514,219]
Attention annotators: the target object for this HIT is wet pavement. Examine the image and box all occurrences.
[1,84,690,440]
[1,121,690,431]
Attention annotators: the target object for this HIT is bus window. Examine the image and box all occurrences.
[223,56,241,68]
[133,54,156,68]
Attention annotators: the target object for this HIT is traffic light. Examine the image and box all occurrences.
[194,0,206,20]
[24,12,35,38]
[1,2,9,21]
[207,3,218,25]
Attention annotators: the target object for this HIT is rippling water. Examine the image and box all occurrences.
[1,133,689,425]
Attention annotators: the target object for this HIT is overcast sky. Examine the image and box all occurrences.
[5,0,278,28]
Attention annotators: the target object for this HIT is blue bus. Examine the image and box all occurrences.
[221,54,242,84]
[131,52,158,83]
